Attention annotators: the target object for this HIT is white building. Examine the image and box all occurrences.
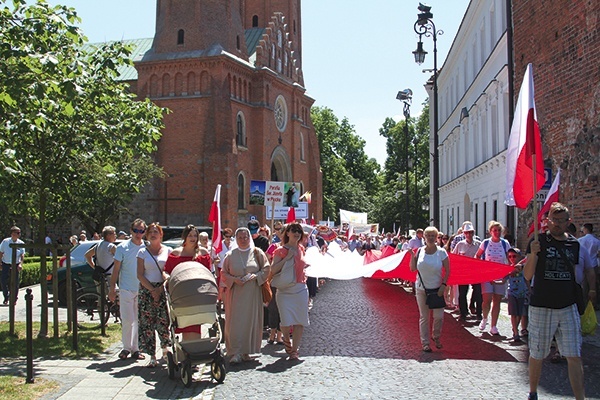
[426,0,511,237]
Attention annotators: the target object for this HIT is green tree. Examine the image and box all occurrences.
[0,0,166,336]
[374,102,431,233]
[311,106,378,222]
[0,0,166,238]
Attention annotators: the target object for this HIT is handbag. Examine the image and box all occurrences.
[416,249,446,309]
[553,238,586,315]
[271,256,296,289]
[254,249,272,303]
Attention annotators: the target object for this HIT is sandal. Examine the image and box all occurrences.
[131,351,145,360]
[289,351,299,360]
[282,337,293,355]
[422,344,432,352]
[146,359,158,368]
[118,350,130,360]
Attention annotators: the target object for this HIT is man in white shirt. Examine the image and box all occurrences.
[109,218,146,360]
[1,226,25,304]
[408,229,424,252]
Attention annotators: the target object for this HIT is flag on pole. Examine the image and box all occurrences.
[528,169,560,236]
[208,184,222,254]
[347,225,354,239]
[310,213,315,226]
[505,63,545,209]
[286,207,296,223]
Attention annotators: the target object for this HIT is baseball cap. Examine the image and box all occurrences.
[462,223,475,232]
[247,219,260,234]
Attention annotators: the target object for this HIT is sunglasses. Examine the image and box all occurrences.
[132,228,146,234]
[290,228,303,234]
[508,255,519,259]
[224,235,232,239]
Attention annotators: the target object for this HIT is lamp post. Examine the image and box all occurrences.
[397,88,412,234]
[413,3,442,228]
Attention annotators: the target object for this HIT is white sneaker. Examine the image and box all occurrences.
[489,326,499,335]
[479,318,488,331]
[230,354,242,364]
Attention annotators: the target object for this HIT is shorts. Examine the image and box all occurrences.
[481,281,507,295]
[507,295,528,316]
[528,304,581,359]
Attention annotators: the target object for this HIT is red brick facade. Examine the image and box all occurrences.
[512,0,600,243]
[132,0,322,229]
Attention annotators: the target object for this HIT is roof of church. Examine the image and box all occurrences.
[88,29,265,82]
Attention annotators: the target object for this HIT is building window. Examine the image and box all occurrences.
[252,15,258,27]
[177,29,184,45]
[274,95,288,132]
[236,112,246,147]
[300,132,305,161]
[236,35,240,50]
[237,174,245,210]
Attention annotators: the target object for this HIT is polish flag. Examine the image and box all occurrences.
[505,63,545,209]
[528,169,560,236]
[286,207,296,223]
[310,213,315,226]
[208,184,222,254]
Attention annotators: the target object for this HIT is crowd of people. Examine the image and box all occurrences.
[2,203,598,398]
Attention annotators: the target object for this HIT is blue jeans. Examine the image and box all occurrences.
[1,262,19,302]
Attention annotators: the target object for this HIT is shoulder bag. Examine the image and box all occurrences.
[271,249,296,289]
[254,248,272,303]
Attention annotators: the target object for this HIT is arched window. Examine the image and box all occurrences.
[236,112,246,146]
[177,29,184,45]
[300,132,305,161]
[252,15,258,27]
[237,174,245,210]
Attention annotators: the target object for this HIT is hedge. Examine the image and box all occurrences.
[18,258,55,288]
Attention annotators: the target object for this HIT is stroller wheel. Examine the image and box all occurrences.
[167,352,175,380]
[181,361,193,388]
[211,360,226,383]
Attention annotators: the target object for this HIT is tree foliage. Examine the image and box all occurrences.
[0,0,166,240]
[311,106,379,222]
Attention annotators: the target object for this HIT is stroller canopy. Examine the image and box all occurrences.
[168,261,218,309]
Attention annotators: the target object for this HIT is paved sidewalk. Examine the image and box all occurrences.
[1,282,599,399]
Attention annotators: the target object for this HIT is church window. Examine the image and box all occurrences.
[274,95,288,133]
[252,15,259,27]
[277,30,283,48]
[300,132,305,161]
[237,174,245,210]
[177,29,184,45]
[236,112,246,147]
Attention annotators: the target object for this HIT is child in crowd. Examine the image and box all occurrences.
[506,248,529,343]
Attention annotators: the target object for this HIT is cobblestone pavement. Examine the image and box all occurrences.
[214,279,600,400]
[2,280,599,399]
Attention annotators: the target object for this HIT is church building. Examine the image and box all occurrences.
[122,0,322,229]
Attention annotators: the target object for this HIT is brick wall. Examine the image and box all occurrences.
[513,0,600,246]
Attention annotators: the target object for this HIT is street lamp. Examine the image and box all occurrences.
[413,3,443,228]
[397,88,412,234]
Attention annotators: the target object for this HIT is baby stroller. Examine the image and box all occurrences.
[165,261,226,386]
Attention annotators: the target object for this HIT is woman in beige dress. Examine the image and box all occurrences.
[221,227,270,364]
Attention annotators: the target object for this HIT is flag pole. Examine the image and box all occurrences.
[270,199,275,242]
[532,157,539,241]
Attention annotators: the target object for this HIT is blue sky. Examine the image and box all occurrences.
[46,0,470,165]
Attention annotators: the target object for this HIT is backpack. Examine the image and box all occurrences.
[92,242,114,282]
[480,238,510,260]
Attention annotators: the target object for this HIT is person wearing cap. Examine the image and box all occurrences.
[452,223,482,321]
[248,219,269,252]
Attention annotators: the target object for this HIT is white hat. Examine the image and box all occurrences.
[462,223,475,232]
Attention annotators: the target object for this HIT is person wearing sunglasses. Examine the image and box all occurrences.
[523,202,596,400]
[270,223,310,360]
[110,218,147,361]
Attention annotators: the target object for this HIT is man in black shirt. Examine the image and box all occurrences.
[524,202,596,400]
[248,219,269,252]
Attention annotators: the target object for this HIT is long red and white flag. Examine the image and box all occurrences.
[528,169,560,236]
[505,63,545,209]
[208,184,222,254]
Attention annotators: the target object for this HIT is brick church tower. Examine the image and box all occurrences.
[133,0,321,229]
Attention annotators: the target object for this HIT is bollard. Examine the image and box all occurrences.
[25,288,34,383]
[100,274,106,336]
[72,279,78,351]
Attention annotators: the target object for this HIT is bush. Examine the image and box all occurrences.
[18,258,53,287]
